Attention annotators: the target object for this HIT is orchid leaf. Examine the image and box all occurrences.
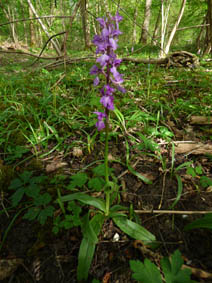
[77,214,104,281]
[128,165,152,184]
[59,192,106,213]
[113,216,156,244]
[184,214,212,231]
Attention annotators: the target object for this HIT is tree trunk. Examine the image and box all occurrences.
[152,5,161,46]
[28,5,36,46]
[3,6,19,46]
[62,0,81,54]
[132,0,138,45]
[196,18,206,54]
[81,0,91,49]
[208,0,212,54]
[164,0,187,55]
[102,0,109,15]
[139,0,152,44]
[160,0,172,58]
[27,0,61,55]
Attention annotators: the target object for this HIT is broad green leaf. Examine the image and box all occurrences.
[92,164,113,177]
[23,207,40,221]
[186,167,196,177]
[128,165,152,184]
[90,213,105,235]
[199,176,212,188]
[77,237,96,281]
[20,171,33,183]
[184,214,212,231]
[161,250,193,283]
[77,214,104,281]
[37,206,55,225]
[130,259,162,283]
[176,162,193,172]
[113,216,156,244]
[9,178,23,190]
[67,172,88,189]
[81,214,98,243]
[26,184,40,198]
[33,193,52,206]
[11,188,25,207]
[31,175,47,184]
[88,177,105,191]
[109,204,128,212]
[195,166,203,175]
[92,164,105,177]
[59,192,106,212]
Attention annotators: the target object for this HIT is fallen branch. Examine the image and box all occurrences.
[122,57,167,65]
[133,209,212,215]
[0,50,62,60]
[30,31,66,66]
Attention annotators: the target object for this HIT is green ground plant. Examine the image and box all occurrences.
[130,249,197,283]
[1,10,212,282]
[9,171,54,225]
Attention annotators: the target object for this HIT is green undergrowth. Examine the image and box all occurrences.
[1,56,212,186]
[1,54,212,281]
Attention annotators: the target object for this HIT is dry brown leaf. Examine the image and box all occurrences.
[182,264,212,279]
[46,161,68,173]
[141,172,157,181]
[206,186,212,193]
[190,116,212,125]
[175,143,212,155]
[72,147,83,157]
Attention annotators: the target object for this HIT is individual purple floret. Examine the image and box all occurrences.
[94,111,107,130]
[91,12,125,130]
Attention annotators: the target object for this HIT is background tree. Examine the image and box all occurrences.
[0,0,208,58]
[81,0,91,49]
[207,0,212,54]
[139,0,152,44]
[164,0,187,55]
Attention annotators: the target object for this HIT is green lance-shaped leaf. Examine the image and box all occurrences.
[184,213,212,231]
[127,164,152,184]
[59,192,106,213]
[130,259,163,283]
[77,213,105,281]
[113,216,156,244]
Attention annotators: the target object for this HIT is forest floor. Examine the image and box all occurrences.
[0,51,212,283]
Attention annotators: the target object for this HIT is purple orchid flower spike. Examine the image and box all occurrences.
[90,12,125,130]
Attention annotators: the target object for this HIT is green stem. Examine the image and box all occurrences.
[105,111,109,184]
[105,191,110,216]
[105,109,110,216]
[105,45,111,216]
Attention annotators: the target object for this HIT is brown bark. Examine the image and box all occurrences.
[29,5,36,46]
[132,0,138,45]
[152,5,161,46]
[27,0,61,55]
[164,0,187,55]
[208,0,212,54]
[139,0,152,44]
[81,0,91,49]
[62,0,81,55]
